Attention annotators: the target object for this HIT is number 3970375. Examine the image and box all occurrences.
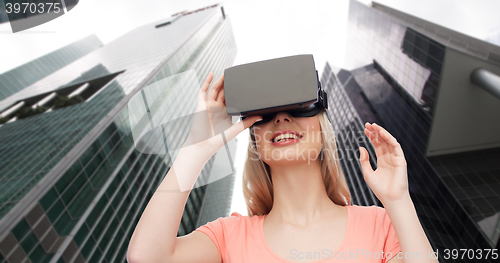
[5,2,62,14]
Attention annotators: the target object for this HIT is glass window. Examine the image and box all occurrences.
[12,219,31,241]
[105,229,123,261]
[117,205,126,220]
[66,177,88,218]
[105,245,115,262]
[81,236,96,259]
[89,249,102,262]
[55,161,83,193]
[19,230,38,255]
[53,211,76,236]
[28,244,50,263]
[105,218,119,243]
[86,197,106,229]
[93,208,112,235]
[101,139,113,156]
[40,187,58,211]
[79,142,100,167]
[90,160,110,189]
[121,159,131,174]
[78,182,95,207]
[74,224,89,247]
[85,151,105,177]
[46,199,64,223]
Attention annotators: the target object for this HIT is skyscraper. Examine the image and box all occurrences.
[321,0,500,261]
[0,35,102,101]
[0,4,237,262]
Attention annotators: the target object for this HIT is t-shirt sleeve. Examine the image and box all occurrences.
[380,208,401,263]
[193,212,242,261]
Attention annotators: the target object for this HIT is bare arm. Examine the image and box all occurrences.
[384,196,437,263]
[127,146,219,263]
[126,72,262,263]
[360,123,438,263]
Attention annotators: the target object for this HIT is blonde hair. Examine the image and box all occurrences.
[242,109,351,216]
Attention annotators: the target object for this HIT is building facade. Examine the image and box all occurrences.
[0,4,237,263]
[321,1,500,262]
[0,35,102,101]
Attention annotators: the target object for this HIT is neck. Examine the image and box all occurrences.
[266,159,338,227]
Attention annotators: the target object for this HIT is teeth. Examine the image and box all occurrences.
[273,133,300,142]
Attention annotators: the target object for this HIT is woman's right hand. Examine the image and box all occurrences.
[182,71,262,159]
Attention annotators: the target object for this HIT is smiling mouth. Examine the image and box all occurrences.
[271,133,303,143]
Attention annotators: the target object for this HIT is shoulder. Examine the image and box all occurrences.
[202,212,258,234]
[207,212,245,227]
[347,204,391,227]
[224,211,255,224]
[348,204,385,216]
[194,212,259,261]
[223,212,250,228]
[226,212,262,228]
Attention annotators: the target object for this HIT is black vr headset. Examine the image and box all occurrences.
[223,54,329,126]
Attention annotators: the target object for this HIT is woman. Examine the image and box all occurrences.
[127,72,438,263]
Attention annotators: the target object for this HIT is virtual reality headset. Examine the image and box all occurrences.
[223,54,328,125]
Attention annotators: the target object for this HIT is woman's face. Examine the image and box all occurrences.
[252,111,322,165]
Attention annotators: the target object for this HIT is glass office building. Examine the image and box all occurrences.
[321,1,500,262]
[0,4,237,262]
[0,35,102,101]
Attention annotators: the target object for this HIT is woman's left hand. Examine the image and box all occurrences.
[359,122,410,205]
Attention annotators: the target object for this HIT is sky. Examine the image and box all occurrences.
[1,0,499,215]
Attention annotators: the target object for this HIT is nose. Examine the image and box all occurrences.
[274,111,292,124]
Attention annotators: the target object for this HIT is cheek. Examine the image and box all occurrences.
[252,131,268,154]
[253,128,273,148]
[255,139,270,156]
[301,119,322,144]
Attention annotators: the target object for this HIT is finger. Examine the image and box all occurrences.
[208,72,224,102]
[200,72,214,99]
[365,123,391,154]
[195,73,213,112]
[358,146,374,175]
[364,122,381,137]
[371,123,396,146]
[364,122,374,130]
[370,123,401,157]
[217,85,225,105]
[364,122,382,139]
[372,124,404,157]
[223,115,262,141]
[364,127,390,157]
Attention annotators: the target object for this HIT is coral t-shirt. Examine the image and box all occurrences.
[194,204,402,263]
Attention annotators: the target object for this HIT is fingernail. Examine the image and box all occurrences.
[359,148,364,159]
[256,118,263,122]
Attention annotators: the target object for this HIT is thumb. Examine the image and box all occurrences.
[359,147,373,175]
[241,115,263,129]
[223,115,262,141]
